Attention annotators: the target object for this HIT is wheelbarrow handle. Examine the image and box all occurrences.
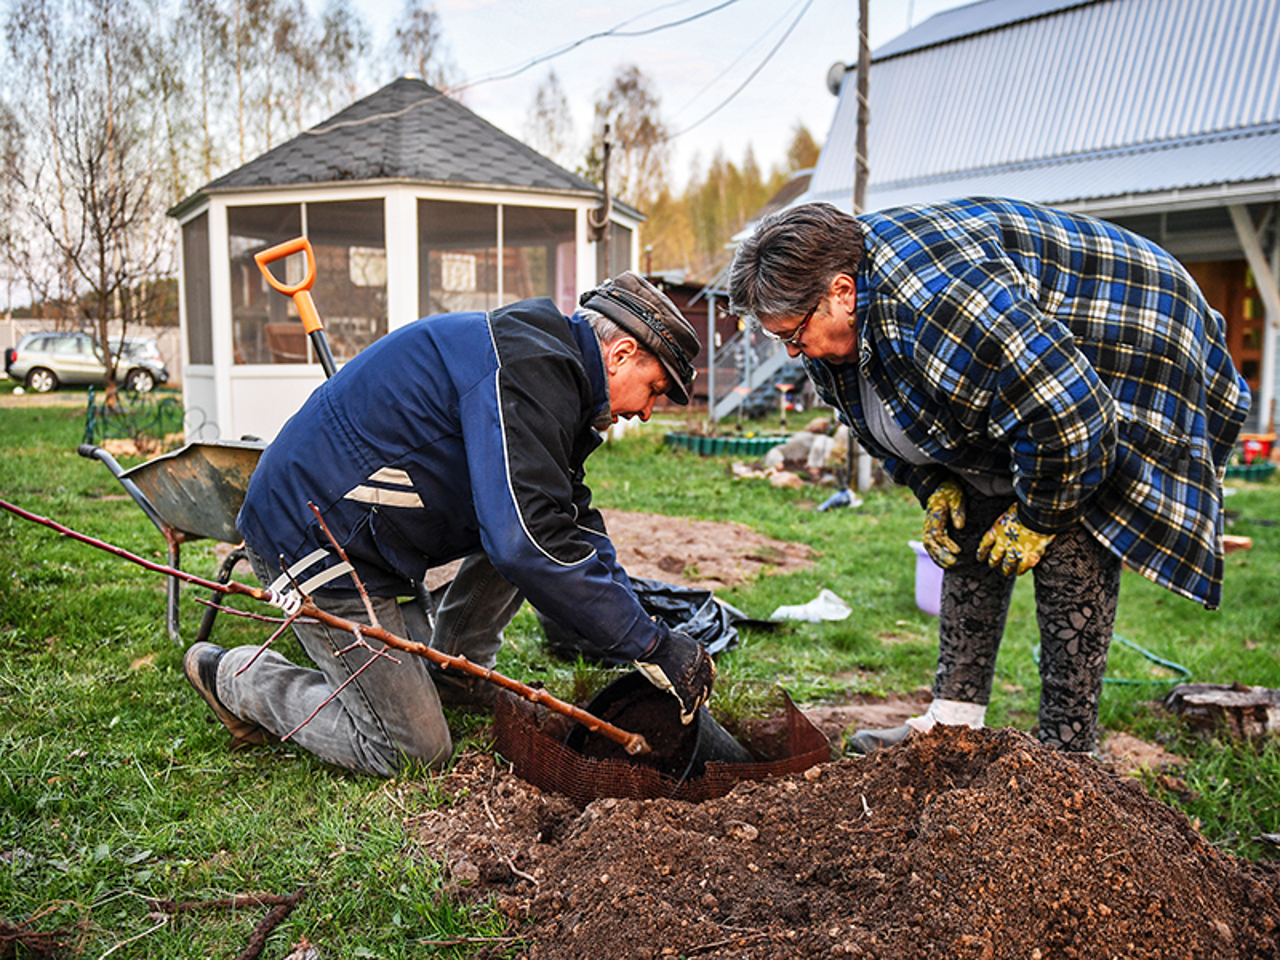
[253,236,337,379]
[77,444,170,543]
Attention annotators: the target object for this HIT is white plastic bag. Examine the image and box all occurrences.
[770,588,852,622]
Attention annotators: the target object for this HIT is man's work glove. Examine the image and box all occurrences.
[977,505,1056,576]
[922,480,966,567]
[635,629,716,725]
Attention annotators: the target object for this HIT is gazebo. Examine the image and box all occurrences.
[169,77,640,442]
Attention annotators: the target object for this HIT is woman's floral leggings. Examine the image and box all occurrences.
[934,488,1122,753]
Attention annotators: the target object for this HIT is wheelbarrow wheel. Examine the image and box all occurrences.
[195,546,250,644]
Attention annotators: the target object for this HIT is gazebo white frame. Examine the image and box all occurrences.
[174,181,640,443]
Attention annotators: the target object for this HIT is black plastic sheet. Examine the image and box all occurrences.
[536,576,754,663]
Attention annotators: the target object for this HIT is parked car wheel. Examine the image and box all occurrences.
[124,368,157,393]
[25,367,59,393]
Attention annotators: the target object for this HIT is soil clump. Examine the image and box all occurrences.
[407,725,1280,959]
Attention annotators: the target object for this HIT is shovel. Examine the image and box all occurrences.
[254,236,338,379]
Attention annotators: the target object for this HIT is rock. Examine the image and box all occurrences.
[769,470,805,490]
[451,859,480,883]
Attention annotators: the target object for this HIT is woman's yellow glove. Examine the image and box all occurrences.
[977,505,1056,576]
[922,480,965,567]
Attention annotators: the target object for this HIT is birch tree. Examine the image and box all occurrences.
[176,0,232,183]
[317,0,371,115]
[524,68,575,169]
[587,65,670,209]
[390,0,457,91]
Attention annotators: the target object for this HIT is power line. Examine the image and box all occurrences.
[308,0,747,137]
[668,0,818,140]
[669,0,809,122]
[465,0,745,88]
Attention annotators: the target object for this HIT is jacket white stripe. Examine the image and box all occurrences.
[298,562,354,596]
[343,485,424,508]
[268,547,332,593]
[369,466,414,487]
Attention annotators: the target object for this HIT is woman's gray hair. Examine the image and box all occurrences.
[728,202,865,323]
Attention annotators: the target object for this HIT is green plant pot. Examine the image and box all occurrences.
[1225,461,1277,482]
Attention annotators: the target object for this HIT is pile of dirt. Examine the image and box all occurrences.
[407,726,1280,959]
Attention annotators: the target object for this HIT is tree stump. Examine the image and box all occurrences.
[1162,682,1280,738]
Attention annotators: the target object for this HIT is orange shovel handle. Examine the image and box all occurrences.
[254,237,323,334]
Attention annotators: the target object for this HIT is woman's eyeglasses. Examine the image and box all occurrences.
[759,299,820,348]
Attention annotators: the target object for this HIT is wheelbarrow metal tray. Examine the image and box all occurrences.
[119,440,265,543]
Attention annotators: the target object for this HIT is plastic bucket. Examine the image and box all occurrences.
[909,540,943,617]
[1241,434,1275,465]
[565,670,753,782]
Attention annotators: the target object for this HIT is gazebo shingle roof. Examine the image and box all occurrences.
[198,76,599,196]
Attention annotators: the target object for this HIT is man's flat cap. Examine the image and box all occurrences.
[580,271,701,405]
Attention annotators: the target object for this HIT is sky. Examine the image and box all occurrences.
[348,0,974,189]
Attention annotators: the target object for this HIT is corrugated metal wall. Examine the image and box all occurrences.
[809,0,1280,206]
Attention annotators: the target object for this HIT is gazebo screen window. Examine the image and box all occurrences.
[419,201,576,317]
[307,199,388,363]
[503,206,576,314]
[182,212,213,365]
[420,201,499,316]
[228,200,387,365]
[229,204,303,364]
[595,221,633,283]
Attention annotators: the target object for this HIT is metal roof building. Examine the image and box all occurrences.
[802,0,1280,431]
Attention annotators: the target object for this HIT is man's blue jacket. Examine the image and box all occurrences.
[237,297,666,662]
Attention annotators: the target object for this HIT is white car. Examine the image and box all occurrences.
[4,332,170,393]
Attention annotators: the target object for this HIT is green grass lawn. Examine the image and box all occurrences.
[2,398,1279,956]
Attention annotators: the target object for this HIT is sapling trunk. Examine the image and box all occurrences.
[0,497,652,756]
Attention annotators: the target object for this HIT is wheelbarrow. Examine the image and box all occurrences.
[78,236,337,644]
[79,440,266,644]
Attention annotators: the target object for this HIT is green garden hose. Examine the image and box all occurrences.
[1032,635,1191,686]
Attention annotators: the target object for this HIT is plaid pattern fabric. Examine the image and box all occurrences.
[807,197,1250,608]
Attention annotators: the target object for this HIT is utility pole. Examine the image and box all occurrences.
[850,0,874,495]
[600,126,612,276]
[588,125,614,279]
[707,291,717,426]
[854,0,870,216]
